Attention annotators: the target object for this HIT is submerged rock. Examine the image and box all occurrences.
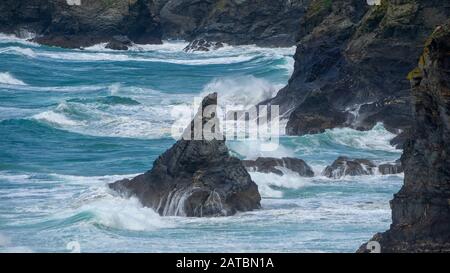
[323,156,376,179]
[183,39,224,52]
[359,24,450,253]
[242,157,314,177]
[109,93,261,217]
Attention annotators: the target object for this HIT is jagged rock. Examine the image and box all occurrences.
[263,0,450,137]
[378,161,403,175]
[323,156,376,179]
[359,23,450,253]
[105,35,132,51]
[183,39,223,52]
[109,93,261,217]
[242,157,314,177]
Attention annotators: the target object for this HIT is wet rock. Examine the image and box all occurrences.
[323,156,376,179]
[242,157,314,177]
[158,0,309,47]
[183,39,224,52]
[263,0,450,137]
[0,0,162,49]
[378,161,403,175]
[105,35,132,51]
[109,93,261,217]
[359,23,450,253]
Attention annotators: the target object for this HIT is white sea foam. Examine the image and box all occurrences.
[0,72,27,85]
[0,33,37,46]
[228,139,295,159]
[201,76,282,108]
[33,110,82,126]
[324,123,399,152]
[79,194,170,231]
[250,170,312,198]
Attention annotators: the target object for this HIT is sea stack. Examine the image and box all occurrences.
[109,93,261,217]
[358,23,450,252]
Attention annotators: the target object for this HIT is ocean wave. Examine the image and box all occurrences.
[292,123,400,156]
[201,75,282,108]
[0,45,258,65]
[0,33,37,46]
[0,72,27,85]
[250,170,312,198]
[70,187,171,231]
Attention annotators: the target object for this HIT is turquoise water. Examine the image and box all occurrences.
[0,34,402,253]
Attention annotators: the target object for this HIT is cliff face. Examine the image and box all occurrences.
[359,23,450,253]
[267,0,450,142]
[157,0,310,47]
[0,0,162,48]
[0,0,310,48]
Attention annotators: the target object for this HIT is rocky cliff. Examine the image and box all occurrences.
[265,0,450,146]
[0,0,162,48]
[109,93,261,217]
[0,0,310,48]
[157,0,309,47]
[359,23,450,253]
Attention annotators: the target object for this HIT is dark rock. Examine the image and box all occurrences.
[359,23,450,253]
[263,0,450,137]
[109,93,261,217]
[158,0,309,47]
[378,161,403,175]
[183,39,224,52]
[242,157,314,177]
[389,129,411,150]
[105,35,132,51]
[323,156,376,179]
[0,0,162,49]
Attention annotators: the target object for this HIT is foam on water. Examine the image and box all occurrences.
[73,190,171,231]
[0,72,27,85]
[201,75,282,108]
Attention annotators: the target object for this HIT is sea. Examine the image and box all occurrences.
[0,33,403,253]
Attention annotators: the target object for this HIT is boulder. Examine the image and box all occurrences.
[109,93,261,217]
[323,156,376,179]
[183,39,224,52]
[105,35,132,51]
[242,157,314,177]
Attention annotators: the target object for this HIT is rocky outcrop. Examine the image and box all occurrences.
[264,0,450,143]
[0,0,162,48]
[378,160,403,175]
[242,157,314,177]
[183,39,224,52]
[359,23,450,253]
[323,156,376,179]
[109,93,261,217]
